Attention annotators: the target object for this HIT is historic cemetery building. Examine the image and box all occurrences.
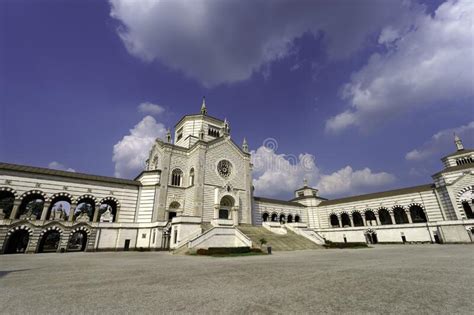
[1,100,473,254]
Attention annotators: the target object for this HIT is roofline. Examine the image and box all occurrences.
[253,196,306,207]
[317,184,434,207]
[440,148,474,160]
[174,113,225,128]
[432,163,474,177]
[0,162,140,186]
[156,136,250,157]
[289,195,328,202]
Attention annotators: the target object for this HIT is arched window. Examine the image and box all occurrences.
[171,169,183,186]
[99,198,118,222]
[409,205,427,223]
[18,193,45,219]
[279,213,286,223]
[0,190,15,219]
[74,197,95,222]
[189,168,195,186]
[271,213,278,222]
[262,212,269,222]
[294,215,300,223]
[330,214,339,227]
[378,208,392,225]
[393,207,409,224]
[287,214,293,223]
[341,213,351,227]
[48,194,73,220]
[168,201,180,221]
[462,201,474,219]
[4,229,30,254]
[365,210,377,226]
[352,212,364,227]
[68,231,88,252]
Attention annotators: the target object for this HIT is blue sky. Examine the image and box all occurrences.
[1,0,473,200]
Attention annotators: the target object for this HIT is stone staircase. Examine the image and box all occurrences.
[237,225,323,251]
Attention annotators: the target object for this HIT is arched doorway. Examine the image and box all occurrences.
[462,201,474,219]
[262,212,269,222]
[4,229,30,254]
[294,215,300,223]
[38,230,61,253]
[365,230,378,244]
[0,190,15,219]
[341,213,351,227]
[68,231,88,252]
[279,214,286,224]
[271,213,278,222]
[378,208,392,225]
[409,205,427,223]
[219,196,234,219]
[393,207,409,224]
[353,212,364,226]
[168,201,180,221]
[287,214,293,223]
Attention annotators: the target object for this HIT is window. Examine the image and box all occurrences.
[176,128,183,141]
[171,169,183,186]
[208,125,220,137]
[298,192,304,197]
[142,233,147,239]
[217,160,232,178]
[189,168,195,186]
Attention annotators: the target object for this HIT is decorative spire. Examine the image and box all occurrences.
[242,137,248,153]
[454,133,464,151]
[223,118,230,136]
[200,96,207,115]
[303,178,308,187]
[166,128,171,143]
[199,126,205,140]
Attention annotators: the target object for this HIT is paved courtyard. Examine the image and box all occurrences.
[0,245,472,314]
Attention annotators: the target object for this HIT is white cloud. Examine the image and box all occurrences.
[327,0,474,132]
[316,166,395,197]
[109,0,420,87]
[48,161,75,172]
[251,145,394,198]
[251,146,319,198]
[138,102,165,115]
[406,121,474,161]
[113,115,166,178]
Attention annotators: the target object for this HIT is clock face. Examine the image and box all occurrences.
[217,160,232,178]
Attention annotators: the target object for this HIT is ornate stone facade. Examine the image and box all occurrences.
[0,102,473,254]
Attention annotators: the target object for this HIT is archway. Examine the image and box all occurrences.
[365,230,378,244]
[365,210,377,226]
[271,213,278,222]
[4,229,30,254]
[38,230,61,253]
[0,190,15,219]
[18,193,45,219]
[393,207,409,224]
[294,215,300,223]
[287,214,293,223]
[279,214,286,224]
[99,198,119,222]
[262,212,269,222]
[48,194,72,220]
[378,208,392,225]
[219,196,234,220]
[341,213,351,227]
[68,231,88,251]
[330,214,339,227]
[352,212,364,227]
[75,197,95,222]
[409,205,427,223]
[462,202,474,219]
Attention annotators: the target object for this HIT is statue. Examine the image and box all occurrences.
[76,211,90,222]
[51,204,65,221]
[100,206,114,222]
[0,207,5,220]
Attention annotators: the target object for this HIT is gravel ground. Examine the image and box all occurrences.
[0,244,472,314]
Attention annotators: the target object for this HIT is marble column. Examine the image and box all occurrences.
[407,210,413,224]
[9,200,22,220]
[375,213,381,226]
[362,214,367,226]
[93,204,100,222]
[338,216,342,228]
[390,212,396,225]
[69,203,77,222]
[349,215,354,227]
[40,201,51,221]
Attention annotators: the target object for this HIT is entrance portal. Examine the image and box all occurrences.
[4,230,30,254]
[68,231,88,251]
[365,230,378,244]
[38,230,61,253]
